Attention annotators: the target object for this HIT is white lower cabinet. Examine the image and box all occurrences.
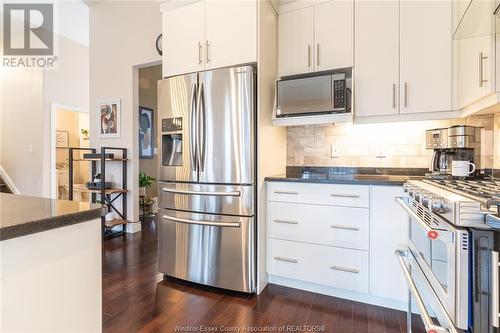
[267,239,369,294]
[268,202,369,250]
[266,181,408,310]
[370,186,409,303]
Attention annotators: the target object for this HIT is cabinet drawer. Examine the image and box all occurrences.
[267,182,369,208]
[268,202,369,250]
[267,239,369,294]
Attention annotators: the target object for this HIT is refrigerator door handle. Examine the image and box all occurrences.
[161,187,241,197]
[189,82,198,172]
[161,215,241,228]
[197,82,206,172]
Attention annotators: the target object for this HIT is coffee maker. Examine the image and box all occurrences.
[426,125,482,179]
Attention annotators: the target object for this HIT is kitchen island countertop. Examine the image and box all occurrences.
[0,193,106,241]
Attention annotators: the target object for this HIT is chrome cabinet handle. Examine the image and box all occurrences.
[316,43,320,66]
[161,188,240,197]
[198,42,202,64]
[308,45,311,68]
[404,82,408,108]
[492,251,500,327]
[331,225,360,231]
[330,193,360,198]
[392,83,396,108]
[189,83,197,172]
[274,219,298,225]
[274,191,299,195]
[206,40,210,63]
[395,250,450,333]
[274,256,298,264]
[330,266,359,274]
[162,215,240,228]
[479,52,488,87]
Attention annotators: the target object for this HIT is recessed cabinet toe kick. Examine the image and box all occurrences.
[157,65,256,293]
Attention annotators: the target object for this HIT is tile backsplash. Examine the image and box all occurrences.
[287,115,495,169]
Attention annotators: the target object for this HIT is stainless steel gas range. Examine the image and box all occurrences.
[396,179,500,333]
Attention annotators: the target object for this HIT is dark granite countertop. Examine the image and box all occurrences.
[265,166,427,186]
[0,193,106,241]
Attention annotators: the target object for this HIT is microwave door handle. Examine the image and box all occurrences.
[395,250,450,333]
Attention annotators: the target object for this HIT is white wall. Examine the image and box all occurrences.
[89,1,161,229]
[0,1,89,197]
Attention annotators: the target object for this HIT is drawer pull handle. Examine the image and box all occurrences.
[274,191,299,195]
[274,219,298,225]
[330,266,359,274]
[274,256,298,264]
[330,225,360,231]
[330,193,360,198]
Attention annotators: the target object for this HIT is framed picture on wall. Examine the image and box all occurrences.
[98,99,121,138]
[139,106,154,159]
[56,130,69,148]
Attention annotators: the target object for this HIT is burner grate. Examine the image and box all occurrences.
[427,179,500,207]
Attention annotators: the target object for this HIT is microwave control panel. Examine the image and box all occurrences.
[332,73,347,109]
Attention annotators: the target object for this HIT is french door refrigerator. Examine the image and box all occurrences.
[157,65,256,293]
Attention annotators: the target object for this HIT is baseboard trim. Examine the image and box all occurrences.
[268,275,407,312]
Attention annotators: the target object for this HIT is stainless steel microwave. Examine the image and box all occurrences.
[276,69,352,118]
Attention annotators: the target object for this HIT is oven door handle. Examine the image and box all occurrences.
[395,250,450,333]
[491,251,500,327]
[395,197,449,242]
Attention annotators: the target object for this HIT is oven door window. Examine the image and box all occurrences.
[410,217,449,292]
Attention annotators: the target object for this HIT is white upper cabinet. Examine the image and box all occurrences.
[456,35,495,109]
[399,0,452,114]
[278,0,353,77]
[314,0,353,72]
[163,1,205,78]
[278,6,314,77]
[355,0,399,117]
[205,0,257,70]
[355,0,452,118]
[161,0,257,78]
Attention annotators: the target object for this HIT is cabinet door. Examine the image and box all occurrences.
[456,35,495,109]
[370,186,408,303]
[314,0,354,71]
[163,1,205,77]
[278,6,314,77]
[400,0,452,114]
[205,0,257,70]
[354,1,399,117]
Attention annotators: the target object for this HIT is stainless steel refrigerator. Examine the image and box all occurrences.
[157,65,256,293]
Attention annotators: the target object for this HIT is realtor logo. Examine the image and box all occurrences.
[3,3,53,56]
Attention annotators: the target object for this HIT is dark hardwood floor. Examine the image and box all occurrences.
[103,217,425,333]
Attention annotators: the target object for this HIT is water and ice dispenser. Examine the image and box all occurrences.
[161,117,183,166]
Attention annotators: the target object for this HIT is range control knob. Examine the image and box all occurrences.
[428,197,445,213]
[403,183,413,193]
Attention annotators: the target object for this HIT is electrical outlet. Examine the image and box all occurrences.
[331,145,340,158]
[375,144,387,158]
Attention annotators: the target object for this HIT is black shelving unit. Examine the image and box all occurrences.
[68,147,128,239]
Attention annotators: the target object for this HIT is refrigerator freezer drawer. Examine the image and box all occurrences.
[158,209,255,293]
[158,182,254,216]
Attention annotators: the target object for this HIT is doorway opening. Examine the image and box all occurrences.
[51,104,90,200]
[138,64,162,222]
